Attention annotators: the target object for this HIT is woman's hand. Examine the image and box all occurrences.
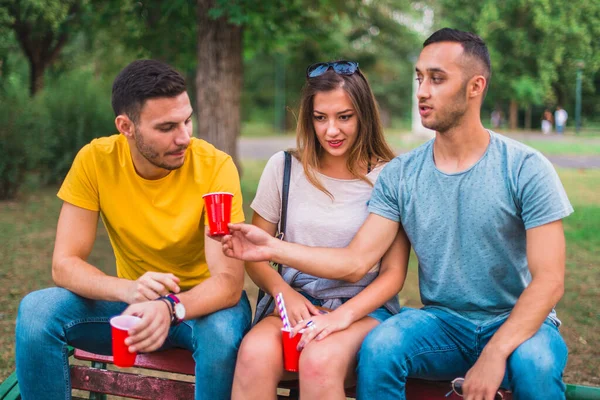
[292,308,354,350]
[277,287,321,327]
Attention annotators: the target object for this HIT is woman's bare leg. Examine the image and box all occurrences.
[298,316,380,400]
[232,316,287,400]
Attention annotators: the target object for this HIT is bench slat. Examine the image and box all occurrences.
[71,365,194,400]
[275,378,490,399]
[71,349,514,400]
[0,372,20,400]
[74,348,195,375]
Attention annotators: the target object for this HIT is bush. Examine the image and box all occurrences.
[0,75,43,200]
[37,68,115,184]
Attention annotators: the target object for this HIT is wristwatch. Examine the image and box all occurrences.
[161,294,186,326]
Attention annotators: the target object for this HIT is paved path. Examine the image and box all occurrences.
[239,134,600,169]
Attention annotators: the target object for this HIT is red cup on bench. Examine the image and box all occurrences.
[202,192,234,236]
[281,328,304,372]
[110,315,142,368]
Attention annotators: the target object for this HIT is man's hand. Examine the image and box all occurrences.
[122,300,172,353]
[126,272,181,304]
[462,348,506,400]
[221,223,277,261]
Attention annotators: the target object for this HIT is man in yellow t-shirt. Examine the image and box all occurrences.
[15,59,251,400]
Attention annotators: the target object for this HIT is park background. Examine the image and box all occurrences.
[0,0,598,390]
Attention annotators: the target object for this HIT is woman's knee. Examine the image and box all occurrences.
[233,330,284,387]
[237,331,281,367]
[299,342,350,382]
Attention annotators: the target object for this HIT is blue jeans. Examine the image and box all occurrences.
[15,287,251,400]
[357,307,567,400]
[299,291,393,323]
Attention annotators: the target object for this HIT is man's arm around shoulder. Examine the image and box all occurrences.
[225,213,400,283]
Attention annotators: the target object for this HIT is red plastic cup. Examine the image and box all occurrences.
[281,328,304,372]
[110,315,141,368]
[202,192,234,236]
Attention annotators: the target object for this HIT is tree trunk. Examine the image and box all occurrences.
[525,104,532,131]
[10,2,74,96]
[509,100,518,130]
[379,106,391,128]
[196,0,243,170]
[30,60,46,96]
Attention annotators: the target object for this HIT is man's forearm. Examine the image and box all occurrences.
[270,240,371,283]
[484,277,564,358]
[179,272,243,319]
[52,256,132,302]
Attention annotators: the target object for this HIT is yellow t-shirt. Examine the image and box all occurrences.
[57,134,245,290]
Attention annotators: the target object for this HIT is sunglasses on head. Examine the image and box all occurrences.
[445,378,504,400]
[306,60,359,78]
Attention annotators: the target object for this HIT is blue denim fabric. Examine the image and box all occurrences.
[357,307,567,400]
[299,291,393,323]
[15,287,251,400]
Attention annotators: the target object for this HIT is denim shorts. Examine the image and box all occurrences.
[299,291,393,323]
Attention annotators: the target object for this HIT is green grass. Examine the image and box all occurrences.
[516,140,600,156]
[554,169,600,386]
[383,129,600,157]
[241,121,295,138]
[0,163,598,387]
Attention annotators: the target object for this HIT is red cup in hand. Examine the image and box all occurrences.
[281,328,304,372]
[202,192,234,236]
[110,315,141,368]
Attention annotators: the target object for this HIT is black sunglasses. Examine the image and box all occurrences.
[306,60,359,78]
[445,378,504,400]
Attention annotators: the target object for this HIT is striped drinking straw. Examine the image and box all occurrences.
[276,292,291,329]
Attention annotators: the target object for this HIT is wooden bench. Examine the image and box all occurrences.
[68,348,510,400]
[3,348,599,399]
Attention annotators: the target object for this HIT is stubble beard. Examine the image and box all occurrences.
[423,83,469,135]
[134,127,184,171]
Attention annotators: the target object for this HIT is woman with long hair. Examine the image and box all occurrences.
[231,61,410,400]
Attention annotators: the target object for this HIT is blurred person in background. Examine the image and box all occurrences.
[542,108,554,134]
[554,105,568,134]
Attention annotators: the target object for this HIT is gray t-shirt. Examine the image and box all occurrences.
[251,151,401,316]
[369,131,573,325]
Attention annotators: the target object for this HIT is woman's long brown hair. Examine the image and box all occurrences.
[290,68,395,198]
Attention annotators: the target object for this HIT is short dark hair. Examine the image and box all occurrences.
[424,28,491,90]
[111,59,187,123]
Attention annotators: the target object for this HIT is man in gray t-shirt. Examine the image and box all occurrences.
[222,28,571,400]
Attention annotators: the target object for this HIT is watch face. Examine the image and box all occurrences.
[174,303,186,320]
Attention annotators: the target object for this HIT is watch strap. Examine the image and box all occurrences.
[157,297,175,324]
[159,295,181,326]
[166,293,181,304]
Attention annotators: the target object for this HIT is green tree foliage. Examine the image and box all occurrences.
[37,68,115,183]
[85,0,420,164]
[0,74,43,199]
[438,0,600,128]
[0,0,88,95]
